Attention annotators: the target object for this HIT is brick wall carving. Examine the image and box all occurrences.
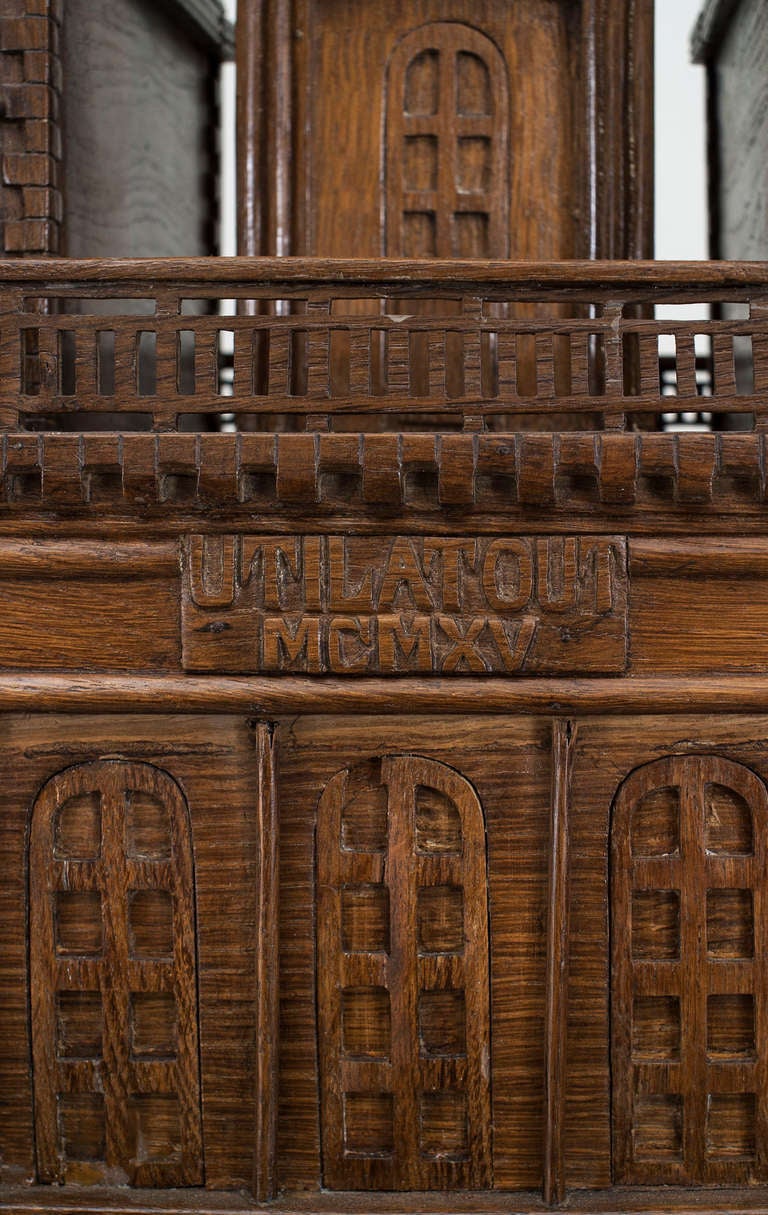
[0,0,63,255]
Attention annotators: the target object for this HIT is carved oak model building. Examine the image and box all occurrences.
[6,3,768,1215]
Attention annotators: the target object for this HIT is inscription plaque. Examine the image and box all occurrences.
[181,535,628,675]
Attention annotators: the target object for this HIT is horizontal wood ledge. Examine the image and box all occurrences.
[6,1188,768,1215]
[3,675,768,714]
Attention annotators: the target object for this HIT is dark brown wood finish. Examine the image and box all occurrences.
[316,754,492,1191]
[29,760,203,1187]
[237,1,653,261]
[253,720,280,1202]
[543,719,574,1206]
[8,196,768,1215]
[612,755,768,1186]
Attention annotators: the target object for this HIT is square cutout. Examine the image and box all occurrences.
[341,885,389,953]
[404,136,437,192]
[128,890,174,959]
[633,1094,683,1162]
[56,991,103,1059]
[419,1091,468,1159]
[707,889,753,958]
[417,886,464,954]
[130,992,177,1058]
[415,785,461,854]
[55,892,102,956]
[54,791,101,860]
[633,996,680,1061]
[707,1093,756,1160]
[705,783,753,855]
[126,790,171,860]
[58,1094,105,1162]
[128,1094,181,1164]
[342,987,391,1059]
[340,765,387,853]
[708,995,755,1058]
[419,989,466,1057]
[632,890,679,960]
[631,786,679,857]
[343,1092,394,1156]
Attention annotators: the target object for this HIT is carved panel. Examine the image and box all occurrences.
[385,23,509,258]
[29,760,203,1186]
[612,755,768,1185]
[181,534,628,675]
[317,755,491,1190]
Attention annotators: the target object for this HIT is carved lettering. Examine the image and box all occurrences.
[487,616,539,672]
[181,534,628,674]
[437,615,488,672]
[377,538,434,611]
[262,615,322,671]
[187,535,237,608]
[481,539,533,612]
[328,616,374,673]
[378,614,432,671]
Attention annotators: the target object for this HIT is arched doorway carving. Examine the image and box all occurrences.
[317,754,492,1190]
[29,759,203,1187]
[612,755,768,1185]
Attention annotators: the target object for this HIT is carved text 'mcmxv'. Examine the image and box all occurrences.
[181,535,628,675]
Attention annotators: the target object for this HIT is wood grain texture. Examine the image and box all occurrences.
[0,0,64,255]
[279,716,550,1192]
[0,715,263,1193]
[252,721,279,1201]
[568,716,768,1189]
[10,674,768,716]
[695,0,768,261]
[238,0,652,260]
[316,754,491,1189]
[543,720,574,1205]
[2,261,767,436]
[180,534,628,676]
[612,755,768,1186]
[29,760,203,1186]
[60,0,220,258]
[0,577,180,670]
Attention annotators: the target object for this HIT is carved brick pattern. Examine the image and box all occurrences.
[0,431,767,515]
[0,1,63,255]
[29,760,203,1187]
[317,756,491,1190]
[612,755,768,1185]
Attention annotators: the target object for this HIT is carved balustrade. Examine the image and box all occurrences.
[0,258,765,517]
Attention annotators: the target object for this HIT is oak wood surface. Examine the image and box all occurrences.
[278,716,550,1191]
[237,1,652,260]
[0,715,265,1192]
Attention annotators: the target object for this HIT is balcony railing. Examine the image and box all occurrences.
[0,258,766,435]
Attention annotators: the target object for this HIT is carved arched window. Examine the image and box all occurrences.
[29,760,202,1186]
[385,23,509,258]
[612,755,768,1185]
[317,754,491,1190]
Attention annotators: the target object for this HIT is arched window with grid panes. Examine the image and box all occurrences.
[611,755,768,1186]
[29,760,202,1188]
[385,23,509,259]
[316,754,492,1190]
